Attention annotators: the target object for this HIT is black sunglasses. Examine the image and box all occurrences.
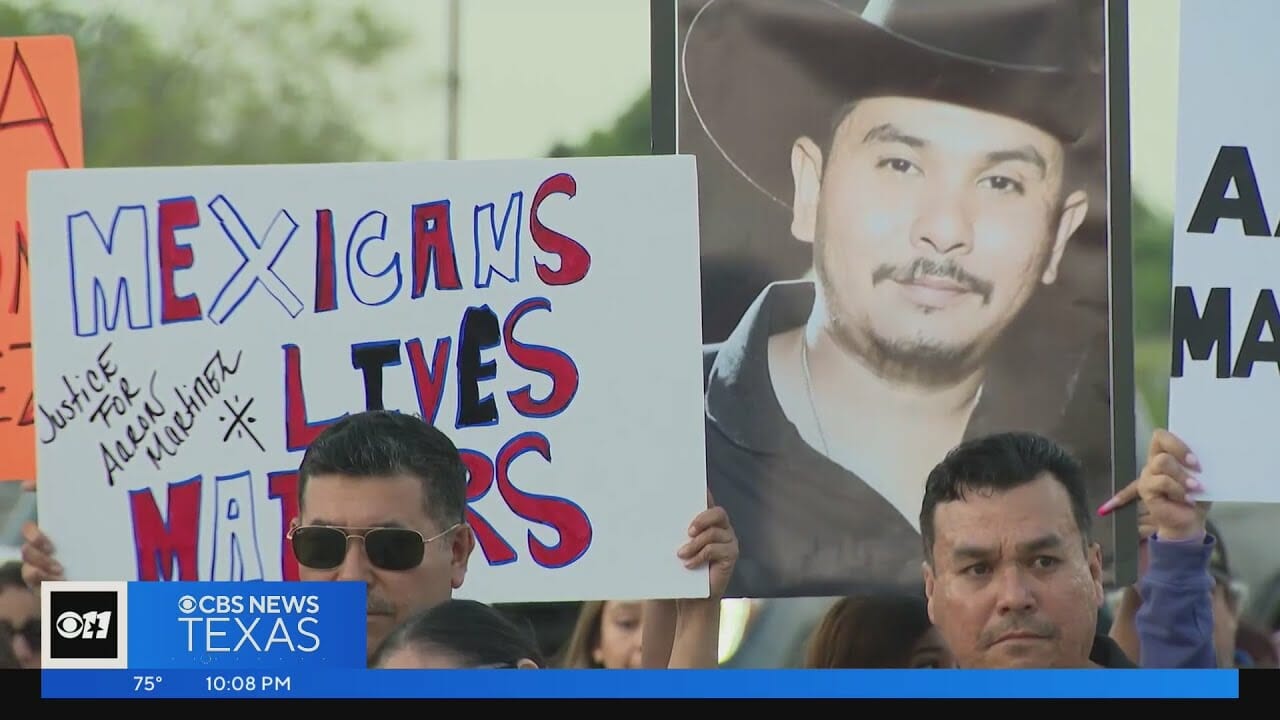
[0,619,40,650]
[288,524,460,571]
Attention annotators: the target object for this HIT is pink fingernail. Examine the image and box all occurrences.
[1186,453,1201,470]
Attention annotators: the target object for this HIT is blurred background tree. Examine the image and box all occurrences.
[0,0,405,166]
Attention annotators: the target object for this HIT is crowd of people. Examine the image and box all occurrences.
[4,409,1269,671]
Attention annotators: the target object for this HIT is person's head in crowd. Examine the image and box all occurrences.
[920,432,1103,668]
[370,599,544,669]
[290,410,476,659]
[1235,623,1279,668]
[1204,519,1250,668]
[559,600,645,669]
[0,622,20,670]
[804,592,953,669]
[0,561,39,669]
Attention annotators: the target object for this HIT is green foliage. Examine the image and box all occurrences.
[548,89,650,158]
[0,0,405,167]
[1131,197,1176,424]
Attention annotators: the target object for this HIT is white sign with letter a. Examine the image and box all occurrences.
[1168,0,1280,502]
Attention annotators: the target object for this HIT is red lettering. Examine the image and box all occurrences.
[7,222,27,314]
[406,336,451,424]
[459,449,518,565]
[503,297,578,418]
[283,343,344,452]
[411,200,462,296]
[495,432,592,568]
[314,209,338,313]
[157,197,202,324]
[530,173,591,286]
[268,470,300,581]
[129,476,201,581]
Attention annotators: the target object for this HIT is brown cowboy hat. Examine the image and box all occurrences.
[680,0,1107,209]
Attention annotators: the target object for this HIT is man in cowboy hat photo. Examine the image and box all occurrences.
[678,0,1117,598]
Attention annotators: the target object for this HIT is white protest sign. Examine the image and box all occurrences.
[1168,0,1280,502]
[27,156,712,601]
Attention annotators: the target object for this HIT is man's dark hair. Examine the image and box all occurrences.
[919,432,1091,563]
[298,410,467,530]
[0,561,26,591]
[370,599,546,669]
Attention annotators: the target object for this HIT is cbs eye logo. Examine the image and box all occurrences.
[42,582,129,668]
[178,595,197,614]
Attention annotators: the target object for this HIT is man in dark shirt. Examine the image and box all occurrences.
[683,0,1116,597]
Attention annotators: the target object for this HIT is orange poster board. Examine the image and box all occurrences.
[0,36,84,481]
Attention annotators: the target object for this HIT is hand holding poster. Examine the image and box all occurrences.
[0,35,83,482]
[1168,0,1280,503]
[27,155,711,601]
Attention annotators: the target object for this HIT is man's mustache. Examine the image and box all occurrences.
[366,594,396,616]
[873,258,993,305]
[978,616,1058,647]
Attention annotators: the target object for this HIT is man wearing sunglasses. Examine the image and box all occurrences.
[20,411,478,662]
[0,561,40,669]
[286,410,479,660]
[22,410,743,666]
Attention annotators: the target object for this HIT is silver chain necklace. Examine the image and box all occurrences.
[800,338,831,456]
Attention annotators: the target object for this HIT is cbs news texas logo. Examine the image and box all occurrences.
[41,581,130,669]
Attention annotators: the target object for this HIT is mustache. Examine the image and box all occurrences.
[978,616,1058,646]
[366,593,396,616]
[873,258,993,304]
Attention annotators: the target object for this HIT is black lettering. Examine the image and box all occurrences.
[89,393,127,428]
[1232,289,1280,377]
[1172,286,1232,378]
[202,363,222,394]
[351,340,402,411]
[100,441,125,486]
[96,342,118,384]
[212,349,242,377]
[457,305,500,428]
[1187,146,1272,237]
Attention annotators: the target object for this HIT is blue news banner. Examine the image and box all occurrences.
[40,582,1239,699]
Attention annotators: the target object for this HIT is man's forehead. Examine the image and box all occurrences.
[834,96,1063,160]
[300,472,431,523]
[931,478,1082,553]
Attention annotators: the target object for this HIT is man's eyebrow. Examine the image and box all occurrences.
[950,544,994,561]
[985,146,1047,178]
[863,123,925,148]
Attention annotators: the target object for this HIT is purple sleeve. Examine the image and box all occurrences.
[1134,532,1218,668]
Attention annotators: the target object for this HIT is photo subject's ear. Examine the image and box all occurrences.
[1042,189,1088,284]
[790,136,824,244]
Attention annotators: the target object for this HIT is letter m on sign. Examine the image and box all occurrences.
[129,477,201,581]
[67,206,153,337]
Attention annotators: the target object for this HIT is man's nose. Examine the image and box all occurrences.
[911,187,973,255]
[336,537,373,582]
[994,566,1037,614]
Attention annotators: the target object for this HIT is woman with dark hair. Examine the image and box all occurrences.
[371,599,545,670]
[804,593,953,669]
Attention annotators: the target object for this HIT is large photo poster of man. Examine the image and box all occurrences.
[652,0,1135,598]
